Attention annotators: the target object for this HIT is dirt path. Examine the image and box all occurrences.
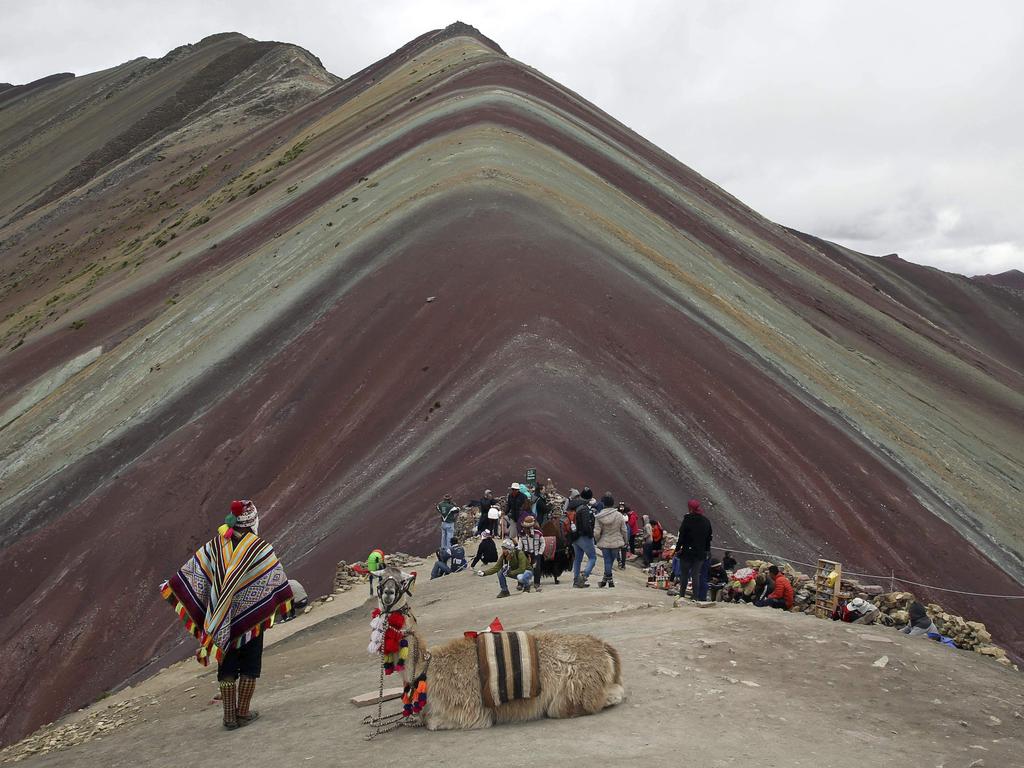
[9,564,1023,767]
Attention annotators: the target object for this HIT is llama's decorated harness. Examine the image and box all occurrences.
[364,568,428,737]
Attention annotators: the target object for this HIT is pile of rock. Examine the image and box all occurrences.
[333,560,363,592]
[787,571,1014,668]
[386,552,421,568]
[454,506,478,543]
[0,697,144,763]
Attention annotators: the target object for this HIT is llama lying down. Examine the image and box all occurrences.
[369,566,624,730]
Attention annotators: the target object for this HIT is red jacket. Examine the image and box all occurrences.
[627,510,640,536]
[767,574,794,608]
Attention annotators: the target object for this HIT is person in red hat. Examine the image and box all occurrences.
[160,499,292,729]
[676,499,713,601]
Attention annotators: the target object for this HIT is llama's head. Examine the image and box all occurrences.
[373,565,416,613]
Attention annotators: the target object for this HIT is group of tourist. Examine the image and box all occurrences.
[430,481,798,612]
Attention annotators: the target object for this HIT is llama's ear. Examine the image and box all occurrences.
[371,568,388,577]
[403,571,417,592]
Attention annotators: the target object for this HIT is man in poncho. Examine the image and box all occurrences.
[160,499,293,729]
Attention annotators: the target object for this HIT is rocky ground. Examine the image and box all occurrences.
[3,542,1020,768]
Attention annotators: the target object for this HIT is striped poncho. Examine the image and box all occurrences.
[160,532,293,665]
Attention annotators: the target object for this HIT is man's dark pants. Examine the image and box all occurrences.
[681,556,704,600]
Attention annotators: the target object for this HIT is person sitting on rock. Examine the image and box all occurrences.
[836,597,879,625]
[705,559,728,602]
[471,530,499,568]
[722,551,737,572]
[430,548,453,580]
[449,538,468,572]
[901,601,938,637]
[478,539,534,597]
[755,565,793,609]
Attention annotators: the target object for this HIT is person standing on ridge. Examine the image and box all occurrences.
[506,483,527,525]
[625,504,640,554]
[476,489,498,535]
[437,493,459,550]
[534,483,550,526]
[570,497,598,588]
[366,548,385,596]
[518,515,546,592]
[677,499,713,600]
[160,499,293,730]
[594,495,628,587]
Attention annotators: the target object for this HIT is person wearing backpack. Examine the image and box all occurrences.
[677,499,713,600]
[570,500,598,588]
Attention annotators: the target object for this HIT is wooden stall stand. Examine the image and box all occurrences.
[813,559,842,618]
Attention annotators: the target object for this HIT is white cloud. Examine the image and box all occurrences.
[1,0,1022,275]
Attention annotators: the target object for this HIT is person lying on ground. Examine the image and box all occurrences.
[755,565,794,609]
[471,530,499,567]
[478,539,534,597]
[901,601,939,637]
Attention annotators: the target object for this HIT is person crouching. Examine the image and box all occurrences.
[477,539,533,598]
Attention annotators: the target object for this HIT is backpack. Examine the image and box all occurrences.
[651,522,663,543]
[574,507,595,539]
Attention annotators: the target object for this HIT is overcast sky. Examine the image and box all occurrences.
[2,0,1022,276]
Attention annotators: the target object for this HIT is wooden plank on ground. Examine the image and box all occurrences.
[350,687,404,707]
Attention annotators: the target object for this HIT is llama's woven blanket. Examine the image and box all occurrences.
[542,535,557,560]
[476,631,541,708]
[160,532,292,665]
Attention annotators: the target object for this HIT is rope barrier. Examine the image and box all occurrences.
[712,545,1024,600]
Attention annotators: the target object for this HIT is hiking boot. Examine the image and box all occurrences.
[598,578,608,588]
[534,585,542,592]
[607,580,615,588]
[515,583,524,591]
[523,584,532,594]
[496,590,511,599]
[553,577,559,584]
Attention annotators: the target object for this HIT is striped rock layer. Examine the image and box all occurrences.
[1,22,1022,745]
